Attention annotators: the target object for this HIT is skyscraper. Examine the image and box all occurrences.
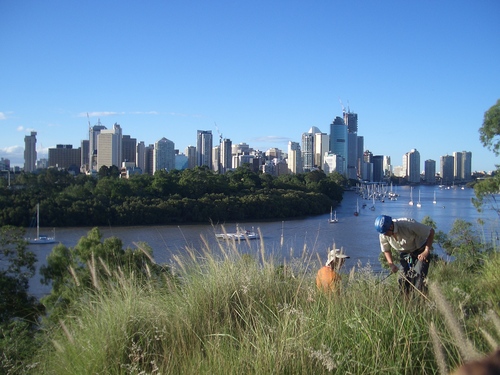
[197,130,213,169]
[344,110,359,180]
[88,120,107,171]
[329,116,347,176]
[153,137,175,173]
[424,159,436,183]
[24,131,37,172]
[97,123,122,170]
[314,132,329,169]
[405,149,421,183]
[288,141,302,174]
[185,145,197,169]
[220,138,232,173]
[440,155,454,185]
[122,135,137,164]
[301,131,315,172]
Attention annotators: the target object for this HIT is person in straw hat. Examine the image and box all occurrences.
[316,247,350,294]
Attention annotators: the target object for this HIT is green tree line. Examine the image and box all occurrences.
[0,165,345,227]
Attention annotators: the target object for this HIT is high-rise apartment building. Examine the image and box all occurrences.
[212,145,221,171]
[89,120,107,171]
[454,151,472,181]
[153,137,175,173]
[372,155,384,182]
[405,149,421,183]
[424,159,436,183]
[220,138,232,173]
[81,140,89,170]
[97,123,122,170]
[301,130,315,172]
[24,131,37,172]
[440,155,454,185]
[185,146,197,169]
[287,141,302,174]
[329,116,347,176]
[197,130,213,169]
[136,141,146,171]
[344,110,359,180]
[314,132,329,169]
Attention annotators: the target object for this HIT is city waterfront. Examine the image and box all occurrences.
[28,185,499,298]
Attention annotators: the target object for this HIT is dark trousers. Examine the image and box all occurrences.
[399,246,430,294]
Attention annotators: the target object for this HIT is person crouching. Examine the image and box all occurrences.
[316,248,350,294]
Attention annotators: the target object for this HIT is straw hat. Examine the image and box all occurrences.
[326,248,350,266]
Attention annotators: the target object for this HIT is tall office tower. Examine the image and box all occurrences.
[220,138,232,173]
[453,151,463,182]
[81,140,89,170]
[88,120,107,171]
[462,151,472,181]
[145,144,155,175]
[405,148,421,183]
[424,159,436,183]
[344,110,358,133]
[440,155,454,185]
[301,130,315,172]
[383,156,392,178]
[347,133,358,180]
[153,137,175,173]
[97,123,122,170]
[314,132,329,169]
[372,155,384,182]
[185,146,197,169]
[197,130,213,169]
[357,136,364,179]
[48,144,81,170]
[212,145,221,171]
[122,135,137,164]
[288,141,302,174]
[323,153,343,174]
[363,150,373,181]
[136,141,146,171]
[329,116,347,176]
[24,131,37,172]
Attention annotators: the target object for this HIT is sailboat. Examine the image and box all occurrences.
[416,190,422,208]
[354,199,359,216]
[27,203,56,244]
[409,187,414,206]
[329,206,338,223]
[370,194,375,211]
[433,191,437,204]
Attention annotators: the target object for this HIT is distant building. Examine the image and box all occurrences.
[288,141,302,174]
[97,123,122,169]
[323,153,343,175]
[440,155,454,185]
[372,155,384,182]
[453,151,472,182]
[0,157,11,171]
[220,138,232,173]
[424,159,436,183]
[88,120,107,171]
[197,130,213,169]
[122,135,137,164]
[136,141,146,171]
[81,140,89,171]
[405,149,420,183]
[48,144,81,170]
[329,116,347,176]
[301,131,315,172]
[153,137,175,173]
[314,132,329,169]
[185,145,196,169]
[175,153,188,170]
[24,131,37,172]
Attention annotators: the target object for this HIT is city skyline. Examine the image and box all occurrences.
[1,1,499,172]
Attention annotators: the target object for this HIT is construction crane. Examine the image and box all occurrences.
[338,98,346,114]
[214,122,223,145]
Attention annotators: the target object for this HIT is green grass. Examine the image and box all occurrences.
[27,238,500,374]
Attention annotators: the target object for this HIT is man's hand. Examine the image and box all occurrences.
[389,263,399,273]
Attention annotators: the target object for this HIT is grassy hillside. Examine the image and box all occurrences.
[22,236,499,375]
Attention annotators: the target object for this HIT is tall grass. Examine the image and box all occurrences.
[32,237,499,374]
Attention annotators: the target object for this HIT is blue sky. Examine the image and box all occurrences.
[1,0,499,172]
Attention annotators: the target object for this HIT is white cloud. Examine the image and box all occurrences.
[0,112,6,120]
[251,135,291,144]
[79,111,124,118]
[17,126,24,131]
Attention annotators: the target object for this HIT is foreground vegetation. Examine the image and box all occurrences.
[1,220,498,374]
[0,166,345,227]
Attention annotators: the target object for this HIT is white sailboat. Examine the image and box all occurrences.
[416,190,422,208]
[27,203,56,244]
[409,187,414,206]
[329,206,338,223]
[370,195,375,211]
[433,191,437,204]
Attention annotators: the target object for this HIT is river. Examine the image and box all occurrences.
[28,185,500,298]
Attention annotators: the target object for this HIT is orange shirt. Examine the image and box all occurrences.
[316,266,341,293]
